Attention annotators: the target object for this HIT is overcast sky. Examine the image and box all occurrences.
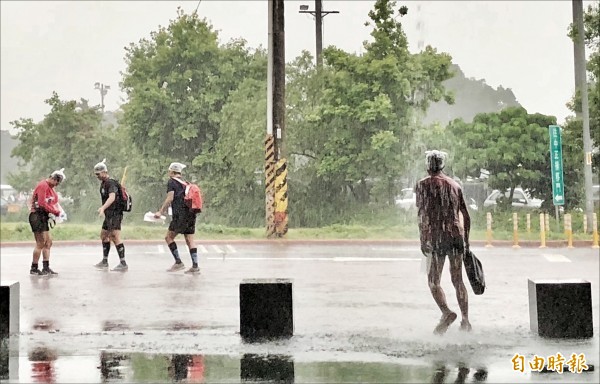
[0,1,593,133]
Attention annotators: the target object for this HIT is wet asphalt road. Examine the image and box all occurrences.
[1,242,599,383]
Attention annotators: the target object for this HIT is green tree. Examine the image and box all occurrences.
[120,8,264,212]
[295,0,454,208]
[448,107,557,209]
[9,92,127,216]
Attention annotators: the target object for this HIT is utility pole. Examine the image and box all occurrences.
[266,0,288,237]
[94,82,110,112]
[572,0,594,232]
[299,0,339,67]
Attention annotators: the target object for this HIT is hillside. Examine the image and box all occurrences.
[424,64,522,125]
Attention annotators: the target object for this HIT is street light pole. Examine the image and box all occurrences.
[299,0,339,67]
[94,82,110,112]
[572,0,594,232]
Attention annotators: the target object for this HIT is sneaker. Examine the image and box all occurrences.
[167,262,185,272]
[41,268,58,276]
[184,267,200,274]
[111,263,128,272]
[30,268,44,276]
[94,260,109,269]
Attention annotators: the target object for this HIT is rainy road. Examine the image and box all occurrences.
[1,242,599,383]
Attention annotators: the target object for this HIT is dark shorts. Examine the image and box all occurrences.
[29,211,50,233]
[169,211,197,235]
[102,212,123,231]
[432,236,465,258]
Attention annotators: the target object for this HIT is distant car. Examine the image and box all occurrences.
[395,188,478,211]
[395,188,416,211]
[483,188,542,210]
[0,197,7,216]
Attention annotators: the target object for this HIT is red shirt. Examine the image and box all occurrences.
[29,180,60,216]
[415,172,470,248]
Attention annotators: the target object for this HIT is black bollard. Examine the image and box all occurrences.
[239,278,293,341]
[240,354,294,383]
[528,279,593,338]
[0,281,19,339]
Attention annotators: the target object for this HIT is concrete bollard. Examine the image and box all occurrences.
[528,279,593,338]
[240,354,294,383]
[239,279,293,341]
[512,213,520,248]
[539,213,546,248]
[593,213,599,249]
[485,212,493,248]
[0,281,20,339]
[564,214,574,248]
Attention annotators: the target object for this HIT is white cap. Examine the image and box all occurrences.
[168,162,186,173]
[50,168,66,182]
[94,158,108,173]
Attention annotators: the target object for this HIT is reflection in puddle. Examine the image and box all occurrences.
[241,354,294,383]
[29,346,58,384]
[6,349,596,383]
[102,320,130,332]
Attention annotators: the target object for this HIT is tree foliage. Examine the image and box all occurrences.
[9,93,127,215]
[448,107,561,209]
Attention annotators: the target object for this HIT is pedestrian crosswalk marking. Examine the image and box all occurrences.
[198,245,208,253]
[543,254,571,263]
[212,245,225,254]
[226,245,237,253]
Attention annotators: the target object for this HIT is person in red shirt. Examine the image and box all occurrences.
[415,151,471,335]
[28,168,66,275]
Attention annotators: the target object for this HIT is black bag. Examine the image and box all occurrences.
[463,248,485,295]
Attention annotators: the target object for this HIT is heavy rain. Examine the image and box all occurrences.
[1,0,599,383]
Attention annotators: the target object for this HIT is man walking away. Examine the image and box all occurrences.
[415,150,471,335]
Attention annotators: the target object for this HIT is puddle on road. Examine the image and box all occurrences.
[0,344,597,383]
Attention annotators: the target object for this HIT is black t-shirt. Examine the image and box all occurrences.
[100,179,120,214]
[168,177,187,215]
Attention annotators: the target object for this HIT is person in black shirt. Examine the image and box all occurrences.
[155,162,199,274]
[93,159,128,272]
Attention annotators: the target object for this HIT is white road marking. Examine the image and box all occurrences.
[157,245,164,253]
[211,245,225,254]
[206,256,419,262]
[226,245,237,253]
[370,247,420,252]
[543,254,571,263]
[198,245,208,253]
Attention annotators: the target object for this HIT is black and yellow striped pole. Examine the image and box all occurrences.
[265,134,276,237]
[274,158,288,236]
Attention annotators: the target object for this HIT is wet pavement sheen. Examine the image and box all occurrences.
[1,242,599,383]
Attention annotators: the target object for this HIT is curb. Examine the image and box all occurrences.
[0,239,597,248]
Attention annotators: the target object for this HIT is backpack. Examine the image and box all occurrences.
[173,177,203,213]
[109,179,132,212]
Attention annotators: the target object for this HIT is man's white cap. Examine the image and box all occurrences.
[50,168,66,182]
[168,162,186,173]
[94,158,108,173]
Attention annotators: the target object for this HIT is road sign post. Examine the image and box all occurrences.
[549,125,565,206]
[549,125,565,233]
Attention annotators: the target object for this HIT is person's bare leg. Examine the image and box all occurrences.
[449,251,471,331]
[184,234,196,250]
[42,232,51,261]
[428,254,457,334]
[32,232,45,265]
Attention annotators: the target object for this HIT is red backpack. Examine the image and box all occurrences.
[173,178,203,213]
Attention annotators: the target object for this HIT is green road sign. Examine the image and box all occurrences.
[549,125,564,206]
